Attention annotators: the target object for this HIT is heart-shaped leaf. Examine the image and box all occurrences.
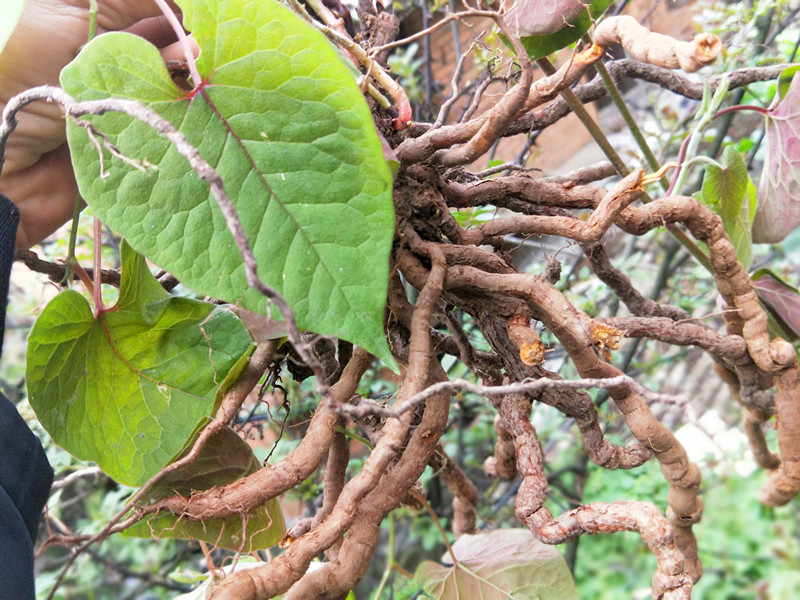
[753,70,800,243]
[124,422,285,552]
[415,528,578,600]
[752,269,800,342]
[60,0,395,366]
[506,0,588,37]
[510,0,613,61]
[27,243,253,486]
[700,145,755,269]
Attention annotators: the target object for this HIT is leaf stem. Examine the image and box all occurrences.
[714,103,770,118]
[87,0,98,43]
[62,195,84,285]
[536,57,629,176]
[682,155,725,172]
[412,488,458,567]
[333,425,373,449]
[594,59,667,189]
[372,513,395,600]
[152,0,201,89]
[669,76,730,196]
[538,56,712,274]
[93,216,105,315]
[71,260,97,296]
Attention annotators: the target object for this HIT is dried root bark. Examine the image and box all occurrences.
[143,347,373,522]
[209,248,449,599]
[442,267,703,581]
[594,15,721,73]
[484,413,518,480]
[617,195,800,506]
[501,394,693,599]
[429,445,479,537]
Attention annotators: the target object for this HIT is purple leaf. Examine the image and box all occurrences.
[753,71,800,243]
[506,0,588,37]
[751,269,800,341]
[415,529,577,600]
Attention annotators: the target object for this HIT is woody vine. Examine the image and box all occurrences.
[4,0,800,599]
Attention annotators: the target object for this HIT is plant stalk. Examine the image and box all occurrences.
[538,57,712,273]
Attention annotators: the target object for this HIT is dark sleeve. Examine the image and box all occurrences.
[0,193,54,599]
[0,192,19,358]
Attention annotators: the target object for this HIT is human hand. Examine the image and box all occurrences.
[0,0,188,248]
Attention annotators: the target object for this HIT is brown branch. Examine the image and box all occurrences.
[596,316,749,363]
[759,365,800,506]
[743,407,781,471]
[546,161,617,186]
[396,44,601,164]
[506,61,789,138]
[484,412,518,480]
[458,170,645,245]
[313,419,350,561]
[400,242,654,471]
[429,444,479,537]
[618,196,798,376]
[442,266,703,581]
[504,313,653,470]
[14,248,121,287]
[434,17,533,167]
[292,354,453,599]
[443,172,605,211]
[208,249,448,600]
[581,242,690,320]
[145,348,372,522]
[711,358,781,486]
[605,60,789,100]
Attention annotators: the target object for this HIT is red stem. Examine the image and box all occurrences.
[93,216,105,316]
[714,103,770,118]
[152,0,201,89]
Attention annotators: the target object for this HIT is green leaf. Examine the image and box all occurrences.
[778,65,800,99]
[0,0,25,55]
[515,0,613,61]
[27,243,253,486]
[124,422,285,551]
[60,0,396,367]
[700,146,754,269]
[415,529,578,600]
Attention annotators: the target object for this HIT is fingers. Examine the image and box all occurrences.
[0,0,194,248]
[160,36,200,63]
[125,17,200,61]
[123,16,181,49]
[94,0,181,33]
[0,143,79,249]
[0,2,197,177]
